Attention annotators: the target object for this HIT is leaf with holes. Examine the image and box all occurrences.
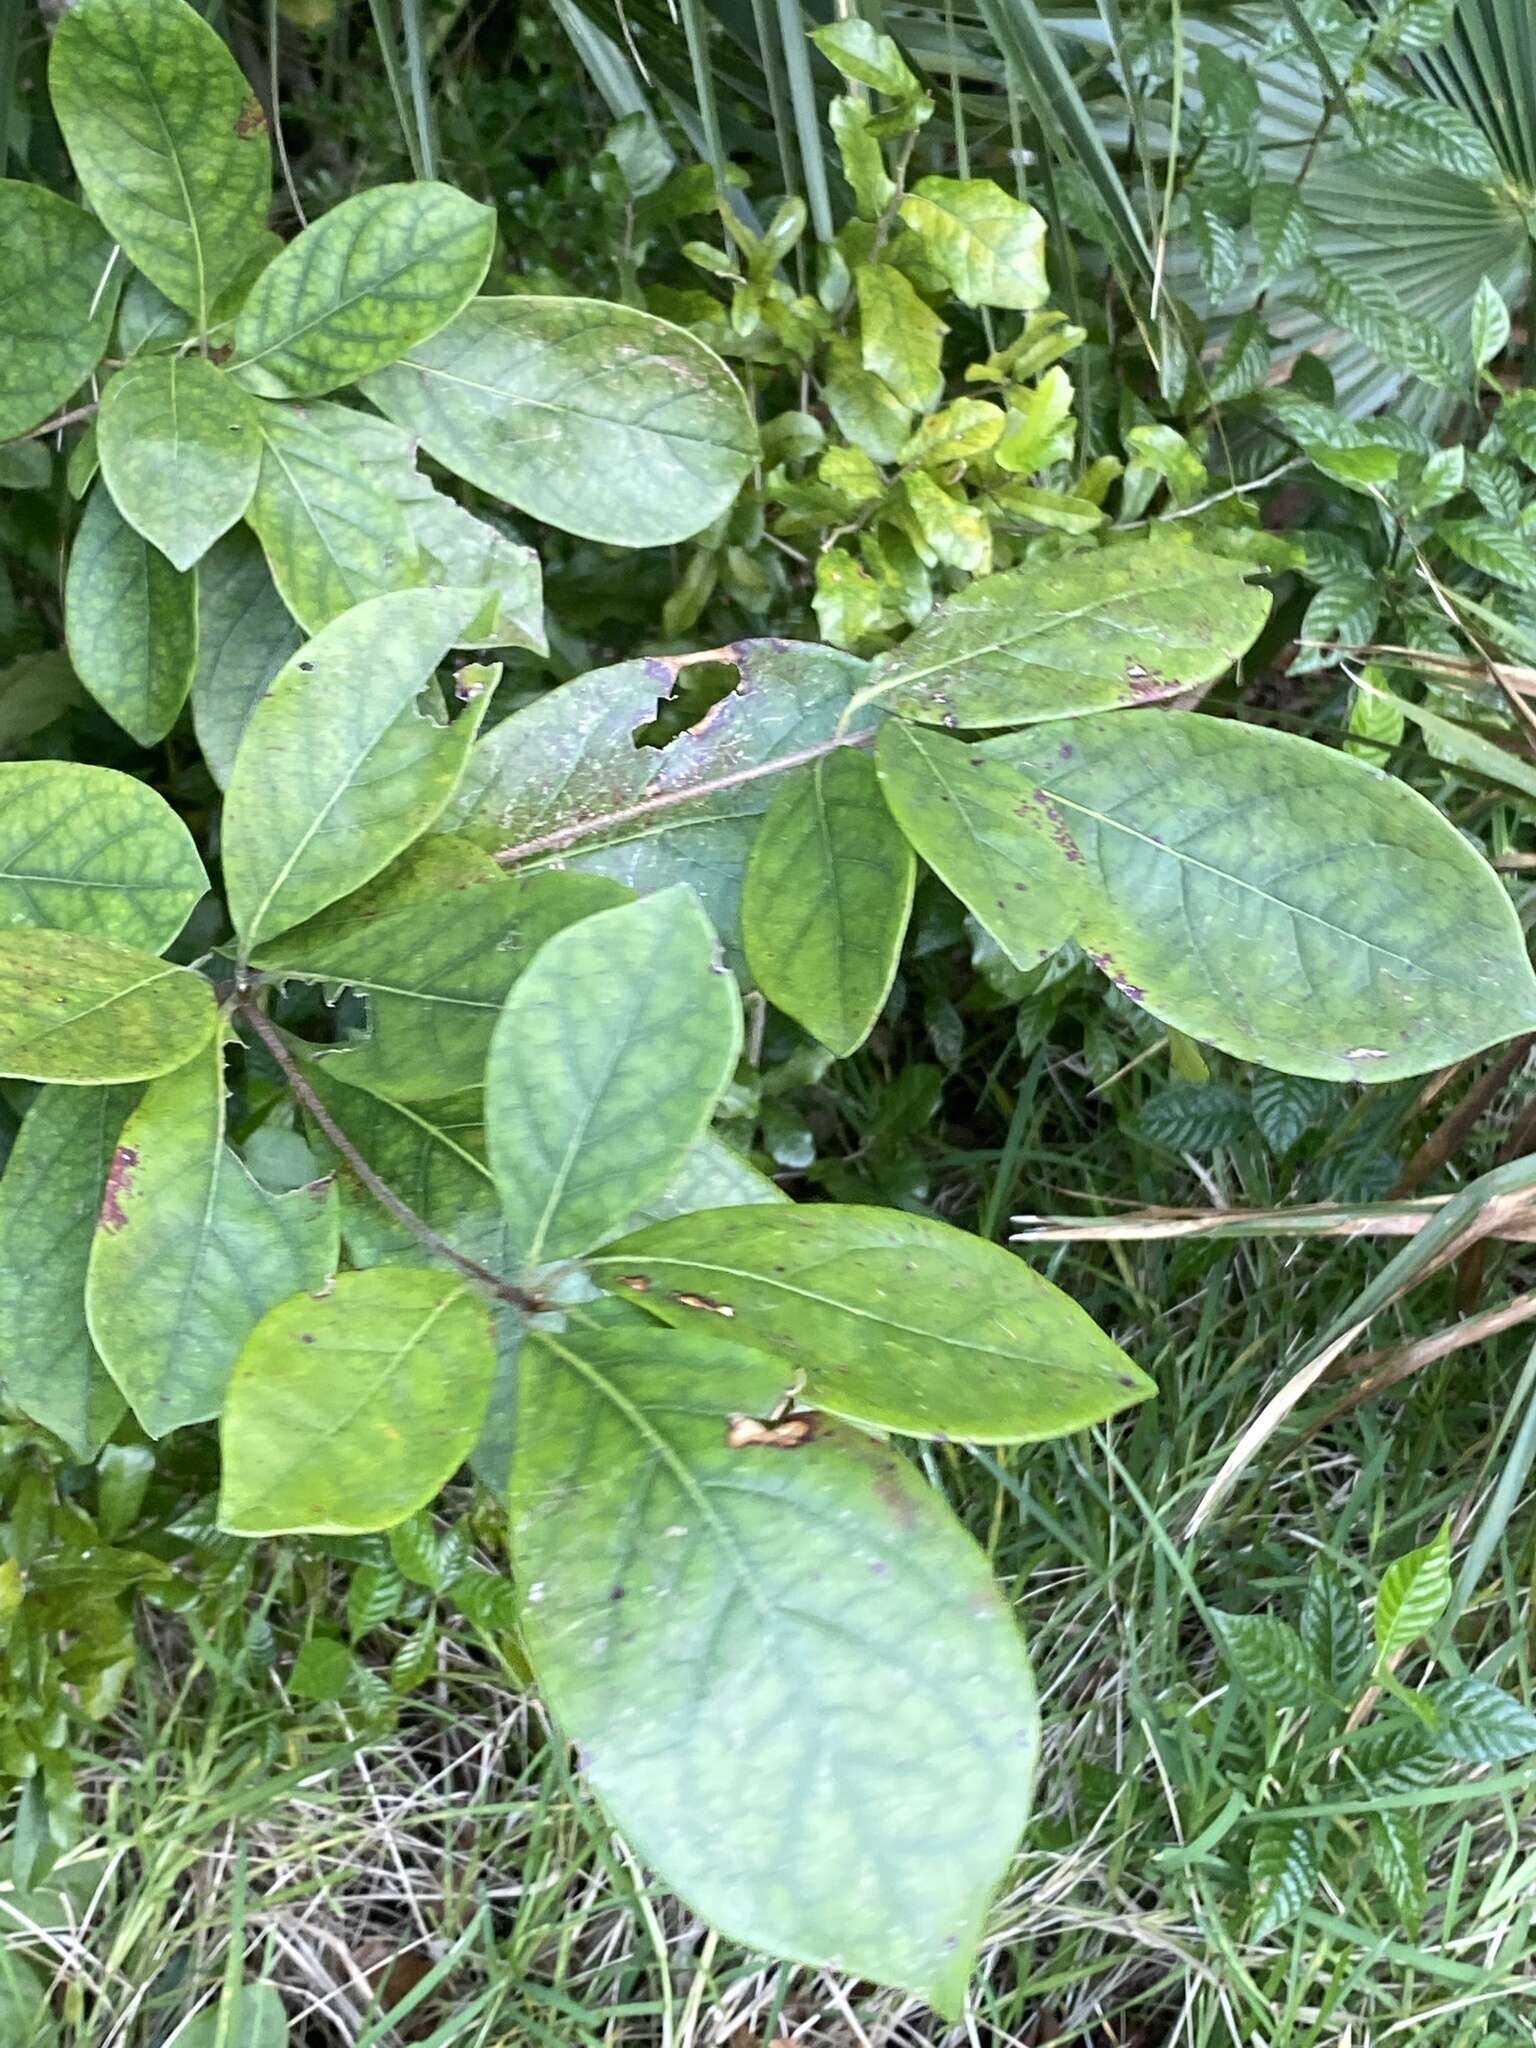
[189,530,303,787]
[0,931,217,1083]
[486,887,742,1267]
[590,1202,1151,1442]
[86,1037,339,1435]
[64,484,197,746]
[97,356,260,571]
[218,1270,494,1533]
[49,0,271,322]
[363,297,757,546]
[742,747,914,1056]
[0,762,205,951]
[512,1323,1037,2016]
[0,183,122,439]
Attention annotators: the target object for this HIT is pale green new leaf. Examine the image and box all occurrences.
[809,17,922,97]
[486,887,742,1266]
[0,1085,135,1457]
[1249,1820,1320,1939]
[865,540,1270,726]
[1375,1525,1453,1658]
[592,1203,1152,1442]
[64,484,197,746]
[0,762,205,951]
[898,178,1047,311]
[0,183,121,439]
[246,403,423,632]
[231,182,495,398]
[513,1324,1036,2016]
[742,747,913,1056]
[87,1038,340,1435]
[48,0,271,323]
[219,1271,494,1533]
[363,297,757,546]
[222,587,495,951]
[0,930,217,1083]
[97,356,260,571]
[189,530,303,786]
[856,264,945,412]
[877,717,1536,1082]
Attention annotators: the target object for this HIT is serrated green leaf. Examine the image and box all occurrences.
[246,403,424,632]
[0,930,217,1083]
[513,1323,1036,2016]
[231,182,494,398]
[1423,1676,1536,1762]
[189,529,303,787]
[1369,1807,1425,1934]
[0,762,205,951]
[897,178,1047,311]
[86,1038,339,1435]
[877,716,1536,1082]
[0,182,121,440]
[218,1270,493,1533]
[1249,1818,1320,1938]
[363,297,756,547]
[64,483,197,746]
[592,1202,1151,1441]
[1214,1612,1324,1710]
[1346,1719,1445,1791]
[388,1512,447,1588]
[222,587,495,951]
[486,887,742,1266]
[96,356,260,572]
[864,540,1269,726]
[347,1561,405,1638]
[856,264,945,412]
[1250,1072,1335,1153]
[743,748,913,1056]
[1375,1525,1452,1658]
[0,1085,134,1458]
[49,0,271,324]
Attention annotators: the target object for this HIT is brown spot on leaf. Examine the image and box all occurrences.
[674,1291,735,1317]
[235,96,269,138]
[99,1145,139,1232]
[617,1273,651,1292]
[725,1410,818,1450]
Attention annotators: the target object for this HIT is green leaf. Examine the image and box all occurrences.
[219,1270,494,1533]
[1369,1807,1425,1934]
[486,887,742,1266]
[86,1037,340,1435]
[876,717,1536,1082]
[449,640,874,960]
[96,356,260,572]
[1213,1612,1324,1711]
[1375,1525,1453,1659]
[856,264,945,412]
[1250,1072,1334,1153]
[864,540,1269,726]
[823,337,911,463]
[513,1323,1036,2015]
[829,96,895,219]
[48,0,272,323]
[189,529,303,787]
[0,931,217,1083]
[0,762,205,951]
[809,17,922,98]
[222,587,495,952]
[0,182,121,439]
[171,1982,288,2048]
[898,178,1047,311]
[1440,518,1536,595]
[742,747,914,1056]
[1250,185,1313,288]
[592,1202,1151,1442]
[288,1638,354,1701]
[246,403,424,632]
[1248,1819,1320,1939]
[0,1085,135,1457]
[261,870,628,1100]
[405,493,546,655]
[1470,276,1511,370]
[1354,95,1501,182]
[64,484,197,747]
[363,297,757,547]
[1423,1676,1536,1762]
[1299,1557,1370,1696]
[230,182,494,398]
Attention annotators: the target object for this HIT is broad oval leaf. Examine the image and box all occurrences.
[855,264,945,412]
[0,182,121,439]
[97,356,260,571]
[591,1202,1152,1442]
[742,746,914,1056]
[0,1085,136,1457]
[865,539,1271,727]
[222,586,495,952]
[898,176,1048,310]
[878,716,1536,1081]
[0,930,217,1083]
[486,887,743,1267]
[246,403,424,632]
[231,181,495,398]
[218,1270,494,1533]
[0,762,206,951]
[189,530,303,787]
[65,483,197,746]
[513,1324,1038,2015]
[49,0,272,322]
[86,1038,340,1435]
[363,296,757,546]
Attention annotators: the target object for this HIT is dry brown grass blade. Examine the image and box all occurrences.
[1309,1289,1536,1428]
[1012,1192,1536,1247]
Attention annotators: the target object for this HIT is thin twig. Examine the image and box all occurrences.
[237,995,548,1315]
[1114,459,1303,532]
[11,401,99,444]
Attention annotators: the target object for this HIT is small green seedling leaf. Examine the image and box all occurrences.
[1375,1525,1453,1661]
